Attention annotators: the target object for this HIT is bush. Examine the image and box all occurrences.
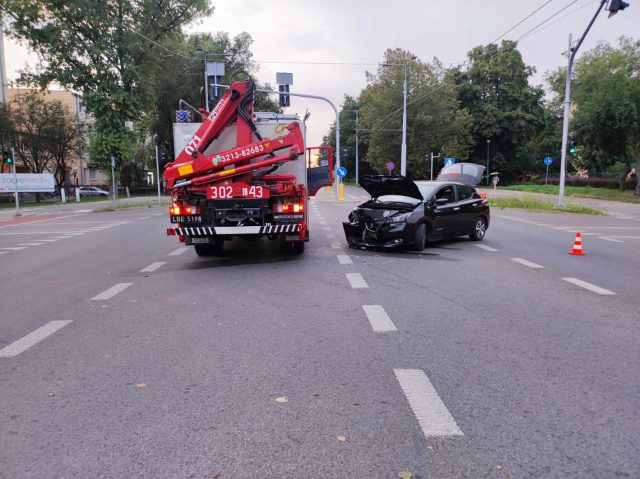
[533,176,636,190]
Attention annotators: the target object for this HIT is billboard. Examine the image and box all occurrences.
[0,173,56,193]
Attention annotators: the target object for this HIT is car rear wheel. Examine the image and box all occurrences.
[210,238,224,256]
[469,217,487,241]
[292,241,305,254]
[194,244,210,256]
[412,223,426,251]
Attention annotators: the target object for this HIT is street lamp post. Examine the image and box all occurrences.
[486,139,491,185]
[344,109,359,184]
[381,60,414,176]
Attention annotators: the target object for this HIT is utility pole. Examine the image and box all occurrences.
[155,146,161,203]
[345,110,359,184]
[11,146,19,215]
[429,152,440,180]
[558,0,614,207]
[401,64,408,176]
[110,155,116,201]
[486,139,491,185]
[0,21,8,106]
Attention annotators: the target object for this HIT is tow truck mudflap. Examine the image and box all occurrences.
[167,224,303,236]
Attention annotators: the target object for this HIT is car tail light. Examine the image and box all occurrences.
[169,205,200,215]
[274,202,304,213]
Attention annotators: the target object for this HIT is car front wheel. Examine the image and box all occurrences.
[469,217,487,241]
[412,223,426,251]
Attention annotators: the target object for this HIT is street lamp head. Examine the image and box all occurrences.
[487,139,491,144]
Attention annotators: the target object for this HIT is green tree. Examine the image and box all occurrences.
[322,95,365,179]
[2,0,213,173]
[448,41,545,182]
[548,37,640,193]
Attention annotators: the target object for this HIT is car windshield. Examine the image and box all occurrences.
[373,195,421,206]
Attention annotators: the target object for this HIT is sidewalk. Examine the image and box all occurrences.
[0,196,166,219]
[479,187,640,216]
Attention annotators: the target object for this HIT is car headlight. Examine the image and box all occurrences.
[389,212,411,223]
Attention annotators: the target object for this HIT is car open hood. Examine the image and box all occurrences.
[436,163,485,186]
[359,175,423,200]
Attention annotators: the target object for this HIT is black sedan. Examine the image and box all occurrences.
[343,163,490,251]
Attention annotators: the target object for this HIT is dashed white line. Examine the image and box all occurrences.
[510,257,544,269]
[326,233,337,240]
[40,239,60,242]
[91,283,133,300]
[0,251,7,255]
[474,244,499,252]
[337,254,353,265]
[345,272,368,289]
[394,369,463,437]
[169,247,189,256]
[0,321,73,358]
[561,277,616,295]
[322,226,331,232]
[1,247,27,251]
[18,243,44,246]
[331,242,344,250]
[140,262,167,273]
[362,305,397,332]
[598,237,624,243]
[138,216,151,220]
[51,236,73,239]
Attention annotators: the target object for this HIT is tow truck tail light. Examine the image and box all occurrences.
[274,202,304,213]
[169,205,200,215]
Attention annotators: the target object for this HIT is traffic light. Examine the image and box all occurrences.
[608,0,629,17]
[569,141,577,154]
[160,149,167,163]
[3,150,13,164]
[278,84,290,107]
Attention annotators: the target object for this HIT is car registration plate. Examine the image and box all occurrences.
[170,215,202,224]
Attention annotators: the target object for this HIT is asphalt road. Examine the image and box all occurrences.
[1,188,639,478]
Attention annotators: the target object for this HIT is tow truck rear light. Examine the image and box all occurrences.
[169,205,200,215]
[274,202,304,213]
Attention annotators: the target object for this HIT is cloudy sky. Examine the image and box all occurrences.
[4,0,639,149]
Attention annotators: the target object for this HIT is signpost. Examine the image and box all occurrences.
[444,157,456,167]
[336,166,347,178]
[544,156,553,185]
[155,146,161,203]
[336,166,347,201]
[110,155,116,201]
[386,161,395,173]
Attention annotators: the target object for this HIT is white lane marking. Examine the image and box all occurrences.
[319,220,327,225]
[91,283,133,300]
[169,247,189,256]
[18,243,44,246]
[0,251,7,255]
[346,272,368,289]
[337,254,353,265]
[138,216,151,220]
[51,236,73,239]
[394,369,463,437]
[140,261,167,273]
[617,216,635,219]
[598,237,624,243]
[362,305,397,332]
[326,233,337,240]
[331,242,344,250]
[40,239,60,242]
[0,321,73,358]
[1,247,27,251]
[561,277,616,295]
[510,257,544,269]
[322,226,331,232]
[474,244,499,252]
[603,235,640,239]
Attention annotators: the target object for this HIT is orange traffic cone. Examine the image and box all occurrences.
[569,232,585,255]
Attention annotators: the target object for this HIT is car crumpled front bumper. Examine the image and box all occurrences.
[342,220,414,248]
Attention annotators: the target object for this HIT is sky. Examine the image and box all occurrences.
[4,0,639,150]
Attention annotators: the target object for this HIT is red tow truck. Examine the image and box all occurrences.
[164,79,333,255]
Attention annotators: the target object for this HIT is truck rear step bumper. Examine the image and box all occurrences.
[168,224,302,236]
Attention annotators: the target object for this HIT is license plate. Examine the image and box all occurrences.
[208,184,269,199]
[170,215,202,223]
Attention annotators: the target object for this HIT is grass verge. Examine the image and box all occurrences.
[94,200,170,212]
[500,184,640,204]
[488,197,603,215]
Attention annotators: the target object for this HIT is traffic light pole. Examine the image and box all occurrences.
[558,0,607,207]
[155,146,161,203]
[11,146,19,215]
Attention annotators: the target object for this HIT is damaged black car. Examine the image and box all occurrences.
[343,163,490,250]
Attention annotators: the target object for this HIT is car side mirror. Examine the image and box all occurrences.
[436,198,449,206]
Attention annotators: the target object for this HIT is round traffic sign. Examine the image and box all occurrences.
[386,161,395,172]
[336,166,347,178]
[544,156,553,166]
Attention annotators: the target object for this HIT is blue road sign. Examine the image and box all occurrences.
[336,166,347,178]
[386,161,395,172]
[544,156,553,166]
[444,157,456,166]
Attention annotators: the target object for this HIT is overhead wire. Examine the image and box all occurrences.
[368,0,586,132]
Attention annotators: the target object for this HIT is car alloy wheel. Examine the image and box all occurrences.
[470,217,486,241]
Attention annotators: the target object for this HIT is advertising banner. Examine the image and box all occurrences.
[0,173,56,193]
